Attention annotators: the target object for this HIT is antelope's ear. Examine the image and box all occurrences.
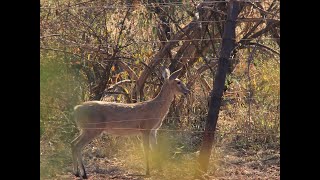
[161,67,171,79]
[169,68,182,80]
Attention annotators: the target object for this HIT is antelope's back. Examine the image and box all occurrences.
[73,101,144,129]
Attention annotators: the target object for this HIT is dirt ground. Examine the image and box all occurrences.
[45,143,279,180]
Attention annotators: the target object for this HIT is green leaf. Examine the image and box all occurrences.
[152,26,157,36]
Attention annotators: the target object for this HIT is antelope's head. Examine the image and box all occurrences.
[162,68,190,96]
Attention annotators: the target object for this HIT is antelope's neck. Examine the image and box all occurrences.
[151,82,174,117]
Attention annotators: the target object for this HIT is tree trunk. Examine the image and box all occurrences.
[197,0,241,175]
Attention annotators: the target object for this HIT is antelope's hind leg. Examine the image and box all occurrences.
[71,129,103,179]
[71,131,85,177]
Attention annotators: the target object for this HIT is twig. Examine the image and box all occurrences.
[107,80,133,91]
[40,34,61,39]
[244,42,280,56]
[40,47,81,58]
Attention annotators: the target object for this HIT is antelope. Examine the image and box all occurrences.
[71,68,190,179]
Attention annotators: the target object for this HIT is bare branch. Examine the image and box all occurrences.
[106,80,133,91]
[238,18,279,23]
[40,47,81,57]
[244,42,280,56]
[116,61,138,80]
[187,61,217,89]
[246,2,278,17]
[238,21,280,46]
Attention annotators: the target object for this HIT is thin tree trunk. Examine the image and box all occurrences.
[197,0,241,175]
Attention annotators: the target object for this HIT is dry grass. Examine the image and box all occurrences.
[40,121,279,180]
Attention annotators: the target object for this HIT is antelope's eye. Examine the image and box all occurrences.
[177,81,181,85]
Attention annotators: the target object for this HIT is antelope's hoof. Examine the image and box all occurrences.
[82,174,88,179]
[74,172,80,177]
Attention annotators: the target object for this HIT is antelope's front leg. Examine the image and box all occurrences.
[142,130,151,176]
[150,130,158,151]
